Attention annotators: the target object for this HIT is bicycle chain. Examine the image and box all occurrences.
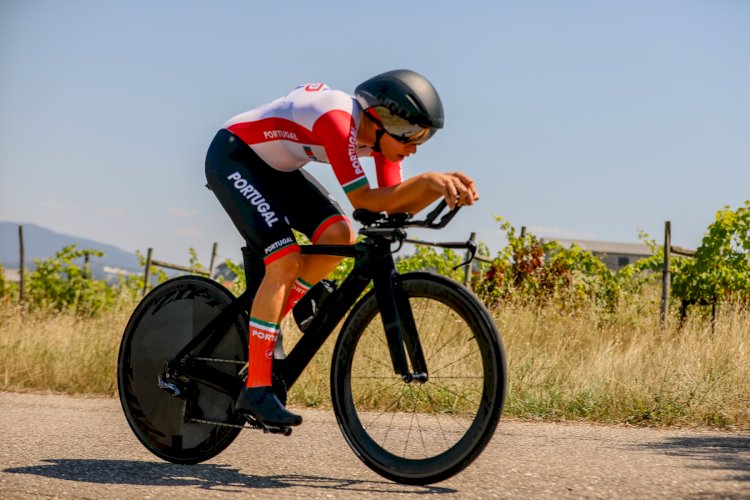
[188,417,290,436]
[188,417,256,429]
[190,356,247,366]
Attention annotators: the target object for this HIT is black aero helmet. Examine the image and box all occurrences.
[355,69,444,145]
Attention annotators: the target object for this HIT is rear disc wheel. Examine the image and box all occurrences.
[117,276,248,464]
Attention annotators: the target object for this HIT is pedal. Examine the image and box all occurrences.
[263,424,292,436]
[239,414,291,435]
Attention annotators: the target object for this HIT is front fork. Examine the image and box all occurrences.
[372,253,428,383]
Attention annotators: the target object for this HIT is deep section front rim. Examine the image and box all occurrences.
[330,272,506,484]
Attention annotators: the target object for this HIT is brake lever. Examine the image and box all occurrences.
[452,239,477,270]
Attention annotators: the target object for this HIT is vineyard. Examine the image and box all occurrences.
[0,201,748,429]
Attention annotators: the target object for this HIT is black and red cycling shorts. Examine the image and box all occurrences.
[205,129,349,265]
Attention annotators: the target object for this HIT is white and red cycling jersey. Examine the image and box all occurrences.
[223,83,403,190]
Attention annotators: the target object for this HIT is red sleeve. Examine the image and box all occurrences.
[373,152,403,187]
[312,109,370,194]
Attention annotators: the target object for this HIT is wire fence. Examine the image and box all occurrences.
[9,222,694,323]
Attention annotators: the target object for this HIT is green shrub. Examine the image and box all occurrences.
[475,217,624,311]
[25,245,120,314]
[0,262,17,302]
[634,201,750,308]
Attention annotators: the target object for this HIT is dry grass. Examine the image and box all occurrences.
[278,316,337,408]
[0,303,131,395]
[496,299,750,429]
[1,294,748,429]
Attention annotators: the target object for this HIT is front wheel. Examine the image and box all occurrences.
[330,272,507,484]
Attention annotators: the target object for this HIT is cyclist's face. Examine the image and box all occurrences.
[380,133,417,162]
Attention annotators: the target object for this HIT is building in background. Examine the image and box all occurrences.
[547,239,653,272]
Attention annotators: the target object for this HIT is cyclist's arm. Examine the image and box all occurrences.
[312,108,477,213]
[347,171,477,214]
[373,152,403,187]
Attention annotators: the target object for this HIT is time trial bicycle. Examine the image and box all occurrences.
[117,200,507,485]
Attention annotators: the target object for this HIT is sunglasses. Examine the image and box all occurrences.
[366,107,436,145]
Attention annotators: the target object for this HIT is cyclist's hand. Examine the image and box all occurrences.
[451,172,479,207]
[427,173,474,210]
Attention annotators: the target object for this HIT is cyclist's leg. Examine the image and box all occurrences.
[246,253,301,381]
[279,169,355,318]
[236,251,304,427]
[205,129,302,426]
[303,216,355,281]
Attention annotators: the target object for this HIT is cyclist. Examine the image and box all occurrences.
[205,69,479,428]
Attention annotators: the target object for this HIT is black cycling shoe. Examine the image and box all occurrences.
[235,386,302,427]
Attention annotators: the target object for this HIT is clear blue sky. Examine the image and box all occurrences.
[1,0,748,266]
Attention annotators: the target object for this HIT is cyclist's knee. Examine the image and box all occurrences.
[316,220,356,246]
[264,251,303,283]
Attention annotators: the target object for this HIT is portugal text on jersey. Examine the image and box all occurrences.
[226,172,280,227]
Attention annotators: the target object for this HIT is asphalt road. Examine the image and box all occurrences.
[1,392,748,499]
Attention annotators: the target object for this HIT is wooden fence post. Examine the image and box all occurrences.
[18,225,25,304]
[661,221,671,331]
[464,232,476,286]
[143,248,153,297]
[83,252,91,278]
[208,242,218,279]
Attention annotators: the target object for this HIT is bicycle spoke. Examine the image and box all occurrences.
[354,378,404,407]
[359,379,406,427]
[417,384,472,431]
[414,297,429,336]
[428,380,482,411]
[415,298,452,360]
[364,322,390,351]
[416,385,456,451]
[429,350,482,377]
[415,411,428,458]
[403,395,417,456]
[355,350,395,373]
[376,387,406,449]
[426,323,473,365]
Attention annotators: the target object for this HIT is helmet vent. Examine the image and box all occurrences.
[405,94,426,114]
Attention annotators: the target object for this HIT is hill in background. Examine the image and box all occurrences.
[0,221,142,280]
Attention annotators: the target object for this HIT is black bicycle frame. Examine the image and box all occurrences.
[166,229,428,397]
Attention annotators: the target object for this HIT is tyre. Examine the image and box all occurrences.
[118,276,248,464]
[330,272,506,484]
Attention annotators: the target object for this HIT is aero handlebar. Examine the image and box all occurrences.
[352,200,477,269]
[352,199,458,230]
